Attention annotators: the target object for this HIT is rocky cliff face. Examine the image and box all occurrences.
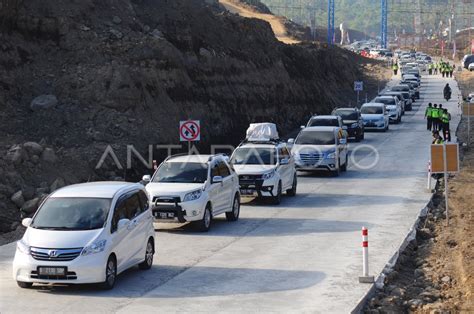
[0,0,388,232]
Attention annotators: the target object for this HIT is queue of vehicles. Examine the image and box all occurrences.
[11,55,427,291]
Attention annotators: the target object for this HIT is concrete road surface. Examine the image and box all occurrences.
[0,75,461,313]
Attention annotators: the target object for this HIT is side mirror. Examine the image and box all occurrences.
[118,218,130,230]
[212,176,223,184]
[339,138,347,145]
[287,138,295,144]
[342,126,348,130]
[280,158,289,165]
[22,218,32,228]
[142,175,151,182]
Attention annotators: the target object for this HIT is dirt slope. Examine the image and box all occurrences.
[219,0,300,44]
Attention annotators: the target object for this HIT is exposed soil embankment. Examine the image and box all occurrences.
[0,0,390,234]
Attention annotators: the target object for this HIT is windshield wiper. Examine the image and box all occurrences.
[32,226,72,230]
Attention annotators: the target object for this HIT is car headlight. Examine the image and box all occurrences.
[183,189,202,202]
[262,169,276,180]
[17,239,30,255]
[81,239,106,256]
[326,151,336,159]
[351,123,358,128]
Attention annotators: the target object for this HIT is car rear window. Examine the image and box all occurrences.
[308,118,339,127]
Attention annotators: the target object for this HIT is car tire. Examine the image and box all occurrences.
[17,281,33,289]
[194,205,212,232]
[226,195,240,222]
[341,156,348,172]
[361,131,365,140]
[100,255,117,290]
[138,239,154,270]
[286,174,297,196]
[332,161,341,177]
[270,181,282,205]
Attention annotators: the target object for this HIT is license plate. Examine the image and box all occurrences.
[241,189,257,196]
[155,212,174,219]
[38,267,66,276]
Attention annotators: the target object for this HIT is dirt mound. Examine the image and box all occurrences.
[0,0,389,234]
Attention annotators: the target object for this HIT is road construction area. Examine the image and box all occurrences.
[0,74,461,313]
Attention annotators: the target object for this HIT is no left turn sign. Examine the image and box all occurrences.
[179,120,200,142]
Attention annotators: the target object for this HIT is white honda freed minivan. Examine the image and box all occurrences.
[13,182,155,290]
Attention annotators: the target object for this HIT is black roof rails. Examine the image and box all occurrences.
[239,138,283,146]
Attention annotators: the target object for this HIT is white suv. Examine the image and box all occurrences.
[13,182,155,290]
[230,140,297,204]
[290,126,348,176]
[143,154,240,232]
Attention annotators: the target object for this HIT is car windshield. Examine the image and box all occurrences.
[361,106,383,114]
[231,147,277,165]
[153,162,208,183]
[31,198,111,230]
[334,110,358,120]
[295,131,335,145]
[308,118,339,127]
[374,98,395,105]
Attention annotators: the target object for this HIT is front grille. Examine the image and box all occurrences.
[30,247,82,262]
[299,153,323,164]
[30,270,77,280]
[239,174,262,184]
[152,196,181,203]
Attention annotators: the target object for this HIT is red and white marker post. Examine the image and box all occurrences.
[359,227,374,283]
[427,160,432,192]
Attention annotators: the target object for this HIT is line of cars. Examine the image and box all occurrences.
[12,62,426,290]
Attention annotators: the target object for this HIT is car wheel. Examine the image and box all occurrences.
[17,281,33,289]
[286,174,297,196]
[226,195,240,222]
[194,205,212,232]
[270,181,282,205]
[332,160,341,177]
[361,131,365,140]
[341,155,348,172]
[138,239,154,270]
[100,255,117,290]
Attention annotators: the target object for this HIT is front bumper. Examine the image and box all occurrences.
[238,175,277,197]
[363,121,386,130]
[13,250,107,284]
[295,158,337,171]
[151,196,205,222]
[345,127,362,138]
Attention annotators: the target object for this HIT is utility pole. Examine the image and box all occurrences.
[327,0,335,45]
[381,0,387,48]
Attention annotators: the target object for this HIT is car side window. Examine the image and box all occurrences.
[125,193,141,219]
[217,161,231,177]
[138,190,150,213]
[111,198,128,233]
[211,163,220,178]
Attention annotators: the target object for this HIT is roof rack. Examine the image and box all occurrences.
[239,138,283,146]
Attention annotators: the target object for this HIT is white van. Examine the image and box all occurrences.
[13,182,155,290]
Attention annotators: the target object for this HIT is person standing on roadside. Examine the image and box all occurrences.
[434,62,438,75]
[428,63,433,75]
[425,103,433,131]
[431,104,440,131]
[392,62,399,76]
[449,63,454,78]
[441,108,451,141]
